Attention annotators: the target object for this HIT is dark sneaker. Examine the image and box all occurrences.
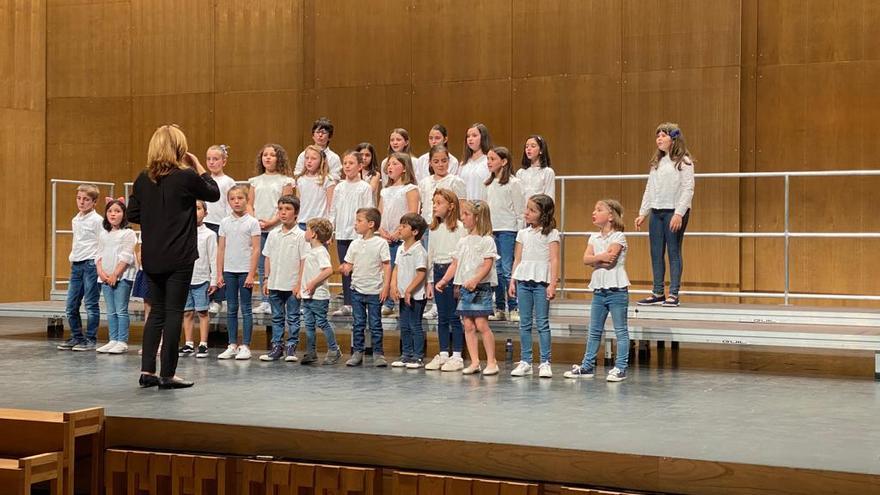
[637,294,665,306]
[72,339,96,351]
[260,344,285,361]
[284,344,298,362]
[346,351,364,367]
[405,359,424,369]
[178,344,194,357]
[57,336,82,350]
[563,365,595,379]
[606,367,627,382]
[322,348,342,365]
[300,352,318,365]
[195,344,209,358]
[662,295,680,307]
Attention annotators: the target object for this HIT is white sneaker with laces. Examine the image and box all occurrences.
[96,340,118,353]
[235,345,252,360]
[538,362,553,378]
[391,360,407,368]
[331,305,352,317]
[423,306,438,319]
[424,354,446,371]
[440,356,464,372]
[208,302,221,314]
[218,344,238,360]
[510,361,533,377]
[606,367,627,382]
[108,342,129,354]
[254,302,271,314]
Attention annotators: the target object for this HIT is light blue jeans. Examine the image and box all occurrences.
[517,280,551,363]
[581,288,630,371]
[101,279,132,343]
[493,231,517,311]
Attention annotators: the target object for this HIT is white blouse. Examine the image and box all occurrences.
[512,227,560,284]
[486,176,525,232]
[248,173,295,229]
[296,174,335,223]
[452,234,498,286]
[587,230,630,290]
[414,152,461,184]
[516,166,556,204]
[458,154,491,201]
[329,179,374,240]
[379,183,418,234]
[638,155,695,217]
[427,221,466,281]
[418,174,466,223]
[97,228,138,281]
[204,174,236,225]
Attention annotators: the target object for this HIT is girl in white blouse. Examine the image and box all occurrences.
[356,142,382,205]
[380,128,412,185]
[485,146,524,323]
[458,123,493,201]
[96,198,138,354]
[378,152,420,314]
[296,145,336,230]
[414,124,460,182]
[634,122,695,307]
[565,199,630,383]
[516,135,556,204]
[508,194,559,378]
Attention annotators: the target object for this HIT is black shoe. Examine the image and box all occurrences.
[637,294,665,306]
[178,344,194,356]
[300,351,318,365]
[158,377,194,389]
[138,374,160,388]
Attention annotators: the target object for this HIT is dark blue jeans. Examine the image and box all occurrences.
[224,271,253,345]
[399,298,427,360]
[268,289,301,346]
[257,232,269,303]
[384,240,402,309]
[433,263,463,353]
[351,290,383,354]
[302,298,339,353]
[336,239,353,306]
[65,260,101,341]
[648,208,690,296]
[493,231,517,311]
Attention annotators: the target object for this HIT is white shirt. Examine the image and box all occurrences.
[427,221,465,282]
[301,244,332,300]
[379,183,418,234]
[414,152,460,183]
[296,174,335,223]
[588,230,630,290]
[344,235,391,295]
[452,234,498,286]
[69,210,104,262]
[329,179,374,240]
[395,242,428,299]
[219,214,261,272]
[204,174,236,225]
[294,147,342,181]
[191,225,218,286]
[638,155,695,217]
[486,176,525,232]
[97,228,138,281]
[248,173,295,229]
[458,154,491,201]
[516,166,556,204]
[418,174,466,223]
[261,225,307,291]
[512,227,560,284]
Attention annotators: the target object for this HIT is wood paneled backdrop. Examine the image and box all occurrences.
[2,0,878,305]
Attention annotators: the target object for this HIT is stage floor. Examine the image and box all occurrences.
[1,319,878,481]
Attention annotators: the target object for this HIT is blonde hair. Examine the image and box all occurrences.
[208,144,229,159]
[384,152,417,187]
[598,199,625,232]
[228,184,249,199]
[463,200,492,236]
[430,188,461,232]
[76,183,100,201]
[298,144,330,185]
[651,122,694,171]
[146,124,188,182]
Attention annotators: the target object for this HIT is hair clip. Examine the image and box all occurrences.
[669,129,681,139]
[104,197,114,204]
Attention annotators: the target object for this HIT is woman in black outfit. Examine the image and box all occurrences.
[128,125,220,389]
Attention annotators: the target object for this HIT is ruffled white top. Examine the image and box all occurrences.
[512,227,560,283]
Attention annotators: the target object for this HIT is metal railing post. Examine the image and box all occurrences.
[51,181,57,293]
[784,175,790,305]
[559,178,566,299]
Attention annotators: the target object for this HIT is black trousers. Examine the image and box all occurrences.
[141,266,194,378]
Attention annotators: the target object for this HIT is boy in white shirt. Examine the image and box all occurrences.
[390,213,429,369]
[340,207,391,367]
[259,196,309,362]
[179,200,218,358]
[58,184,104,351]
[299,218,342,365]
[294,117,342,180]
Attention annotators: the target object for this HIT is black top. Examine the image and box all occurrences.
[127,168,220,273]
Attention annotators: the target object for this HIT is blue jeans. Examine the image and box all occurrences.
[399,298,427,360]
[433,264,463,353]
[205,222,225,303]
[257,232,269,302]
[224,271,253,345]
[517,281,551,363]
[65,260,101,341]
[649,208,690,296]
[336,239,353,306]
[384,240,402,309]
[582,288,629,371]
[493,231,517,311]
[351,290,383,354]
[101,279,132,343]
[302,298,339,353]
[268,290,301,346]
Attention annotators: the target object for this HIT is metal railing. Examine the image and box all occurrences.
[556,170,880,303]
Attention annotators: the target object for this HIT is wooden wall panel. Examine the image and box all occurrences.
[622,0,741,72]
[511,0,621,78]
[47,1,130,98]
[131,93,214,174]
[411,0,511,83]
[0,0,46,111]
[215,0,303,92]
[131,0,214,96]
[312,0,411,88]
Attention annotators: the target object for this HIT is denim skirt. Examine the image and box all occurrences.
[456,283,494,317]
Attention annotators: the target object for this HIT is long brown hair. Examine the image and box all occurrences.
[650,122,693,171]
[146,124,188,182]
[430,188,461,232]
[484,146,513,186]
[255,143,290,175]
[384,152,417,187]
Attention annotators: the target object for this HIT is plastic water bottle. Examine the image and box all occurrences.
[505,338,513,363]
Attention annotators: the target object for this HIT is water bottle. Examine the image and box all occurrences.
[505,338,513,363]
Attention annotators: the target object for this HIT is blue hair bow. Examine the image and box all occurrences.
[669,129,681,139]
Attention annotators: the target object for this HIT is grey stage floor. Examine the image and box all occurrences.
[0,333,879,477]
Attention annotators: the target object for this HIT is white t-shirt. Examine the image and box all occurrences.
[414,152,460,184]
[261,225,308,291]
[301,244,332,300]
[638,155,695,217]
[191,225,218,285]
[344,235,391,295]
[97,228,138,281]
[248,173,295,229]
[516,166,556,205]
[69,210,104,262]
[330,179,374,240]
[296,174,335,223]
[294,147,342,181]
[486,176,525,232]
[427,221,465,282]
[587,230,630,290]
[418,174,466,223]
[395,242,428,299]
[452,234,498,286]
[458,154,491,201]
[379,183,418,234]
[204,174,236,225]
[512,227,560,284]
[219,214,261,273]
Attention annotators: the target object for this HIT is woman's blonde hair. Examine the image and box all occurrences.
[598,199,625,232]
[463,200,493,236]
[651,122,694,170]
[146,124,188,182]
[298,144,330,185]
[430,188,461,232]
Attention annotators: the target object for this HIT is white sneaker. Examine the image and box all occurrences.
[235,345,252,360]
[331,305,352,317]
[424,354,447,371]
[606,367,627,382]
[96,340,118,353]
[510,361,532,377]
[254,302,271,314]
[381,306,395,317]
[423,306,437,319]
[440,356,464,372]
[108,342,129,354]
[488,309,506,321]
[218,344,238,359]
[208,302,221,314]
[391,360,407,368]
[538,362,553,378]
[509,309,520,322]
